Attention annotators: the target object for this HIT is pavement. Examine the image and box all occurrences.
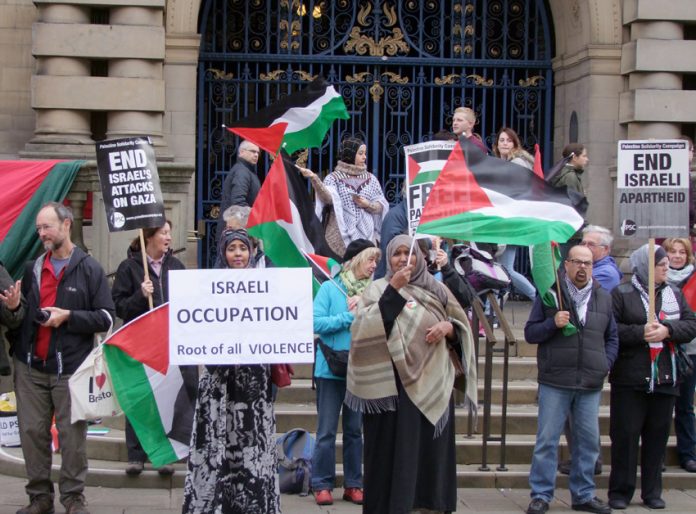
[0,475,696,514]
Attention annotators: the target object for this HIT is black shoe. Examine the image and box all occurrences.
[608,498,627,510]
[643,498,666,509]
[526,498,549,514]
[572,497,611,514]
[558,459,571,475]
[682,459,696,472]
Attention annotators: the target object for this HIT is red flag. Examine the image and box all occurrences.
[682,273,696,311]
[224,123,287,156]
[104,303,169,374]
[533,144,544,180]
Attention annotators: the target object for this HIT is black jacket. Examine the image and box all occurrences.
[524,280,618,390]
[112,247,185,323]
[15,247,115,375]
[610,281,696,392]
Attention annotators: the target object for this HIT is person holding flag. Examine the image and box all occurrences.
[608,244,696,510]
[111,220,195,476]
[301,136,388,256]
[346,234,476,514]
[524,244,617,514]
[662,237,696,473]
[311,238,379,506]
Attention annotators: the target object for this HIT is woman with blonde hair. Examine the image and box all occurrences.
[662,237,696,473]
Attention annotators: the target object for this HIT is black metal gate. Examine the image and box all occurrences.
[196,0,554,267]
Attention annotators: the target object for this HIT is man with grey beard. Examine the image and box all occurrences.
[13,202,114,514]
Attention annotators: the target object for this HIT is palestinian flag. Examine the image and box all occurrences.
[0,160,83,278]
[407,145,454,186]
[247,151,340,295]
[225,77,349,156]
[303,251,341,280]
[417,138,585,245]
[103,304,197,467]
[681,273,696,311]
[533,144,544,180]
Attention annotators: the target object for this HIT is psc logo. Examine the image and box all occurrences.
[621,219,637,236]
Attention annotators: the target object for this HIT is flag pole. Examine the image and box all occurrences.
[139,229,154,310]
[301,249,349,298]
[406,236,418,268]
[550,242,563,311]
[648,238,655,321]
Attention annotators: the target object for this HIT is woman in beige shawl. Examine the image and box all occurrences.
[346,234,477,514]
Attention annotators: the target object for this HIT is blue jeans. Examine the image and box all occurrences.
[500,246,536,300]
[529,384,601,504]
[311,378,363,490]
[675,354,696,464]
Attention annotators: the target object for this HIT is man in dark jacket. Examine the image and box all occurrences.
[524,245,618,514]
[217,140,261,236]
[14,202,115,514]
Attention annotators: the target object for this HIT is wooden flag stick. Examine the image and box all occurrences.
[648,238,655,322]
[139,229,154,310]
[551,244,563,311]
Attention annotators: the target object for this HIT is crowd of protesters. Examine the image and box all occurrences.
[0,127,694,514]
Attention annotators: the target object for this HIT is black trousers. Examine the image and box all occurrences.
[125,418,147,462]
[608,387,676,503]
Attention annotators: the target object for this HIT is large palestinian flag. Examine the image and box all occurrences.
[0,160,83,278]
[417,138,585,245]
[103,304,197,467]
[247,151,339,295]
[225,77,349,156]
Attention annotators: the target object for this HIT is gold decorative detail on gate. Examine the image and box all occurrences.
[344,26,408,56]
[357,2,372,26]
[464,24,474,36]
[519,75,544,87]
[259,69,317,82]
[345,72,372,83]
[382,71,408,84]
[279,19,301,49]
[207,68,234,80]
[369,82,384,103]
[467,74,493,86]
[383,2,397,26]
[435,74,460,85]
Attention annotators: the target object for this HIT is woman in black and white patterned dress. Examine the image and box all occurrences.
[182,229,279,514]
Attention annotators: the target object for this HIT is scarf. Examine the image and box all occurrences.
[314,161,387,246]
[215,229,254,269]
[339,268,371,297]
[631,274,680,392]
[564,276,593,326]
[667,264,695,288]
[345,234,477,436]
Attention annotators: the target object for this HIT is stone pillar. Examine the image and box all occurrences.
[24,3,93,157]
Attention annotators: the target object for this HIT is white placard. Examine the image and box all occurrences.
[168,268,314,365]
[616,139,690,238]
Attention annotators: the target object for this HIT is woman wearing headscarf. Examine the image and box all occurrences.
[311,239,380,507]
[662,237,696,472]
[182,229,279,514]
[346,234,477,514]
[300,137,389,256]
[608,244,696,510]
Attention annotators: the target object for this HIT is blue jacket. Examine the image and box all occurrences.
[313,278,354,380]
[593,255,622,292]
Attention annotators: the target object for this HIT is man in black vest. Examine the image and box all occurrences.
[524,245,618,514]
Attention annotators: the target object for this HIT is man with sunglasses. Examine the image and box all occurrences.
[524,245,618,514]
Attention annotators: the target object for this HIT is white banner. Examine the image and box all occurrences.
[616,139,690,238]
[168,268,314,365]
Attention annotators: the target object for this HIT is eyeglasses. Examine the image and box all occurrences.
[579,241,606,248]
[567,259,593,267]
[35,224,57,234]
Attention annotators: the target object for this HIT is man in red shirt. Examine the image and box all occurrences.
[14,202,114,514]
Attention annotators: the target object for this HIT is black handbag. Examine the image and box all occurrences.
[315,337,349,378]
[676,345,695,379]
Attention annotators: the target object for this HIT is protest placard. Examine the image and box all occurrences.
[617,140,690,238]
[95,136,166,232]
[404,141,456,236]
[168,267,314,365]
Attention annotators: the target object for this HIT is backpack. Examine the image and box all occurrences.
[451,244,511,292]
[276,428,316,496]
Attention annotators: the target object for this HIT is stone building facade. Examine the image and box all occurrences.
[0,0,694,271]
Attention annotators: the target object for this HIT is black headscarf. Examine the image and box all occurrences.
[216,229,254,269]
[339,137,365,165]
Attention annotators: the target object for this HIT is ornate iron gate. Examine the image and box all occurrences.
[196,0,554,267]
